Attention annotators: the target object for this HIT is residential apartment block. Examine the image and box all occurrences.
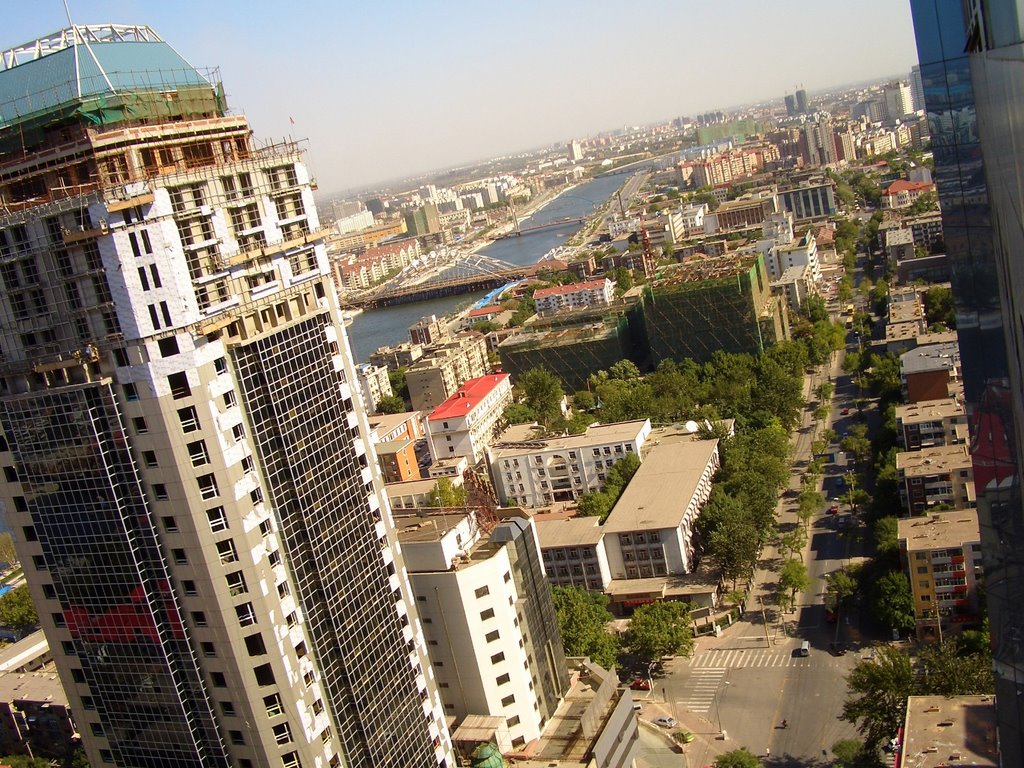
[487,420,652,507]
[397,512,569,750]
[602,429,720,581]
[426,374,513,464]
[354,361,393,414]
[900,342,962,403]
[533,279,615,316]
[406,332,490,414]
[896,398,967,451]
[897,444,976,515]
[0,25,451,767]
[898,511,983,640]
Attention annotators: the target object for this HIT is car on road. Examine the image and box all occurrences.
[835,476,845,487]
[828,504,840,514]
[840,407,850,415]
[836,514,851,528]
[653,716,678,728]
[630,678,651,691]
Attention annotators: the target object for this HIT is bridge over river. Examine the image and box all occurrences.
[346,252,539,309]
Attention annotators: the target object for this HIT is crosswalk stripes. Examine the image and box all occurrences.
[688,647,811,669]
[682,667,726,713]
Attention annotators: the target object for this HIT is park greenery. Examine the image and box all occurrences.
[550,586,620,669]
[575,452,641,522]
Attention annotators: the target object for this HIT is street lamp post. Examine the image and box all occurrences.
[715,677,731,735]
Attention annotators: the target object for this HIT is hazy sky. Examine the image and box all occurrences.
[6,2,920,194]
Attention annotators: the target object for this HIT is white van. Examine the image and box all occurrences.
[798,641,810,657]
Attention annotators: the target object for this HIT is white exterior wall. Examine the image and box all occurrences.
[410,547,545,745]
[489,421,651,507]
[426,378,513,464]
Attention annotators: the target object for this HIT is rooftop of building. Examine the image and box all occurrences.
[466,305,504,318]
[534,279,610,299]
[895,397,965,424]
[603,428,719,533]
[917,330,959,348]
[886,321,925,345]
[0,667,67,707]
[394,510,471,545]
[889,299,924,325]
[1,25,218,133]
[895,443,972,476]
[375,438,412,456]
[535,515,605,548]
[900,342,960,374]
[775,231,815,254]
[384,476,447,499]
[652,251,760,289]
[605,567,722,600]
[901,695,997,768]
[883,179,934,196]
[898,510,980,551]
[0,630,49,674]
[490,419,650,459]
[512,659,627,767]
[498,320,620,351]
[428,373,509,422]
[885,227,916,246]
[367,411,420,438]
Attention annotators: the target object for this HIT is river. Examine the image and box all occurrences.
[345,172,634,363]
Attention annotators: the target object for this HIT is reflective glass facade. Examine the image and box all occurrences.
[233,315,443,767]
[912,1,1024,762]
[0,383,226,767]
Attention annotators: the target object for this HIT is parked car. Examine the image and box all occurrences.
[841,407,850,415]
[630,678,651,691]
[828,504,840,514]
[653,716,678,728]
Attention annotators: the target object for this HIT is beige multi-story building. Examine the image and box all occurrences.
[406,332,489,413]
[533,279,615,316]
[897,444,976,514]
[354,361,393,414]
[488,419,652,507]
[409,314,450,347]
[602,427,720,586]
[426,374,513,464]
[898,511,983,640]
[895,398,967,451]
[397,511,569,750]
[536,516,612,592]
[0,25,451,768]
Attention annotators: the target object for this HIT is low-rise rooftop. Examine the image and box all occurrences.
[895,398,964,424]
[490,420,650,459]
[901,695,997,767]
[900,342,960,375]
[896,444,972,477]
[535,516,605,548]
[603,429,719,533]
[897,510,980,552]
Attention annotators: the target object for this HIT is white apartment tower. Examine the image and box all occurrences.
[0,25,451,768]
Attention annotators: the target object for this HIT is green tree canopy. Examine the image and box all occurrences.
[426,478,468,509]
[842,644,915,747]
[517,367,565,428]
[779,559,811,612]
[576,492,613,520]
[375,395,406,414]
[551,586,619,669]
[826,567,860,611]
[714,748,761,768]
[0,533,17,567]
[0,585,37,637]
[870,570,915,633]
[624,601,693,663]
[918,639,995,696]
[922,284,956,329]
[388,367,409,401]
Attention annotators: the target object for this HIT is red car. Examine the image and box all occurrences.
[828,504,840,514]
[631,678,651,691]
[840,408,850,415]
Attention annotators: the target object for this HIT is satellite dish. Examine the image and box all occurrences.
[684,420,699,433]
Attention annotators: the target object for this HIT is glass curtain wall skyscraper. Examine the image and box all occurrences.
[0,24,451,768]
[911,1,1024,762]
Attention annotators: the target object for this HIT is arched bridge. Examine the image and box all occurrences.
[347,252,530,309]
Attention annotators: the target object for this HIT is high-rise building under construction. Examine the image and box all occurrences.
[0,24,451,768]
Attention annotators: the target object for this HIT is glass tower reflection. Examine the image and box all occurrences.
[911,1,1024,763]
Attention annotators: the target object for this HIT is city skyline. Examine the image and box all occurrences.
[5,1,920,192]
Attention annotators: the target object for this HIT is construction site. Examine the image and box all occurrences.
[497,290,649,390]
[644,250,791,364]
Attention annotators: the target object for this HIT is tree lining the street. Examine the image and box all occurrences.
[714,748,761,767]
